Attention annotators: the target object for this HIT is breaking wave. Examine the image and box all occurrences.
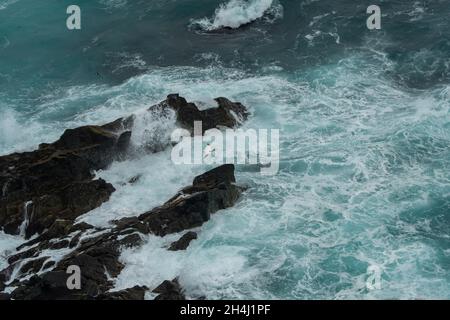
[190,0,283,31]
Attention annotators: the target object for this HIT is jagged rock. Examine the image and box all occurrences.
[127,175,141,185]
[7,164,243,299]
[11,271,84,300]
[25,179,114,237]
[97,286,148,300]
[0,293,10,300]
[7,247,38,265]
[69,231,83,249]
[0,95,249,240]
[0,273,5,292]
[70,222,94,233]
[11,234,124,299]
[153,278,185,300]
[16,219,95,252]
[143,164,241,236]
[154,94,249,134]
[115,164,242,236]
[42,260,56,271]
[17,219,73,250]
[0,117,131,238]
[9,217,149,299]
[113,216,149,234]
[19,256,50,275]
[117,131,132,154]
[48,240,70,250]
[118,233,144,249]
[0,93,249,299]
[193,163,236,185]
[7,222,95,271]
[168,231,198,251]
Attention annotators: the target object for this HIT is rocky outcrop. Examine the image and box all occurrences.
[0,94,250,300]
[114,164,242,236]
[154,94,249,134]
[169,231,198,251]
[9,229,143,300]
[0,118,133,238]
[97,286,149,300]
[0,273,5,292]
[153,279,185,300]
[0,293,10,300]
[0,95,248,239]
[2,164,243,300]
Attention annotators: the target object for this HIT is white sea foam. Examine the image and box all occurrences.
[99,0,127,10]
[0,232,24,271]
[190,0,283,31]
[5,245,74,286]
[19,201,33,237]
[76,150,205,227]
[1,49,449,299]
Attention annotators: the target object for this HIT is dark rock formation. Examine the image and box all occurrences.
[24,179,114,238]
[153,278,185,300]
[114,164,242,236]
[97,286,148,300]
[0,94,249,300]
[11,272,74,300]
[10,228,142,300]
[0,273,5,292]
[19,256,50,275]
[0,95,248,239]
[169,231,198,251]
[0,293,10,300]
[127,175,141,185]
[0,118,134,238]
[17,220,94,251]
[5,164,242,299]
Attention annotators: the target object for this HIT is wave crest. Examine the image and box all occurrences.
[190,0,283,31]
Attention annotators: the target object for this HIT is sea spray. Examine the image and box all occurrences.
[190,0,283,31]
[0,0,449,300]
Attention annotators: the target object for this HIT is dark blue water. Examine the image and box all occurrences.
[1,0,449,299]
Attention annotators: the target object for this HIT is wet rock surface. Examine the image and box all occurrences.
[153,278,185,300]
[0,292,10,300]
[97,286,149,300]
[0,119,133,238]
[0,95,249,300]
[3,164,242,299]
[169,231,198,251]
[126,164,242,237]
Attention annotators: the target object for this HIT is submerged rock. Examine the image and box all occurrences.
[10,231,129,299]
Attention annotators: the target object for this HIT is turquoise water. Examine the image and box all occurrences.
[1,0,450,299]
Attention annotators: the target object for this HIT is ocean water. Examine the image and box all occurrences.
[1,0,450,299]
